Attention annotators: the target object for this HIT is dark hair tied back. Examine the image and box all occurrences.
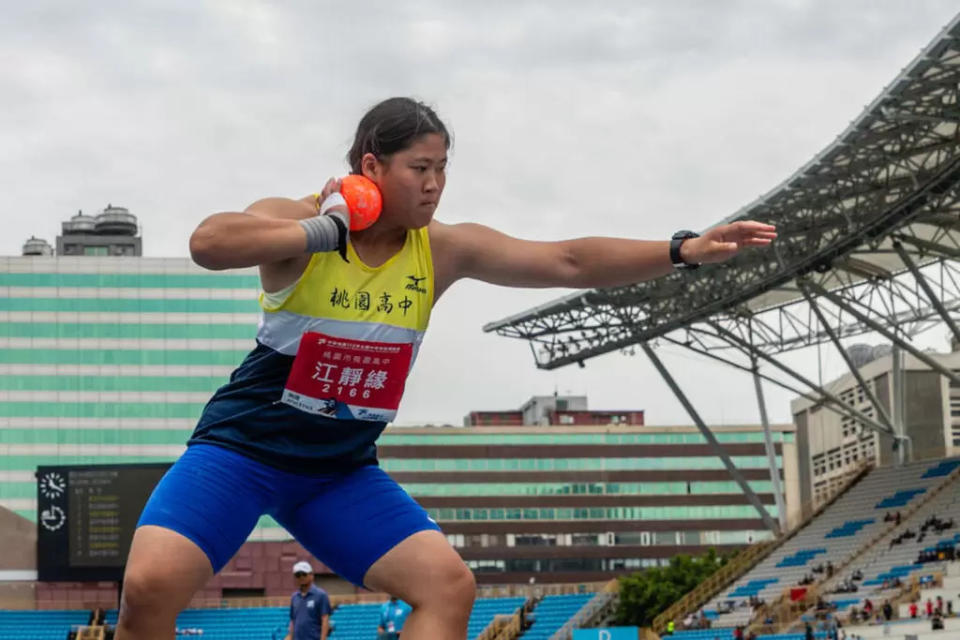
[348,98,450,174]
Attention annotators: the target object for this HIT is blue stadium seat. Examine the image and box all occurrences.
[775,548,826,568]
[860,563,925,586]
[105,607,289,640]
[921,459,960,478]
[874,488,925,509]
[519,593,593,640]
[465,597,526,639]
[727,577,780,597]
[103,596,528,640]
[0,610,91,640]
[824,519,874,538]
[829,598,859,610]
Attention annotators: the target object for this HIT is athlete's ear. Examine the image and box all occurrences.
[360,152,385,182]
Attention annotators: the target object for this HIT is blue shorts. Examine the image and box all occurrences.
[137,443,440,587]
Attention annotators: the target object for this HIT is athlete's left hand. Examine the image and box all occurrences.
[681,220,777,265]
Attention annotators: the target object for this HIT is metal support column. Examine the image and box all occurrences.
[891,346,911,465]
[799,285,896,432]
[893,241,960,345]
[892,346,902,465]
[664,334,898,429]
[806,280,960,388]
[703,323,893,436]
[751,355,787,533]
[640,341,780,534]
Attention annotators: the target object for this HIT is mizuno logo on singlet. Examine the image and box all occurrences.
[405,274,428,294]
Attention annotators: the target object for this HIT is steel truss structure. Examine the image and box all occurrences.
[485,16,960,533]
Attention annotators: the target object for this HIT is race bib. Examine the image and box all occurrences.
[281,331,413,422]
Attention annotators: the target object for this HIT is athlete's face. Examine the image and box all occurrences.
[363,133,447,229]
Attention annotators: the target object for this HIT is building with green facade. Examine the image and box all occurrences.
[380,424,797,582]
[0,255,260,523]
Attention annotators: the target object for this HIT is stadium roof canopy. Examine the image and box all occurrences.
[485,14,960,371]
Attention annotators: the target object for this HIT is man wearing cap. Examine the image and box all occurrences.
[284,561,331,640]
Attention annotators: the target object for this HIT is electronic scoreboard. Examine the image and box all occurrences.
[36,463,171,581]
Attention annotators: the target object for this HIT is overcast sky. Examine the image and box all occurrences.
[3,1,959,426]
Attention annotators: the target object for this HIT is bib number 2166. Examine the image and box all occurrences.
[281,332,412,422]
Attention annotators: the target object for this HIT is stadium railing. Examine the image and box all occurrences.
[549,582,621,640]
[75,626,105,639]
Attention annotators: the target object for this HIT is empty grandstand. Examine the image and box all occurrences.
[697,457,959,629]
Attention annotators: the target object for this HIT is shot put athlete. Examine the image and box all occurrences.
[116,97,776,640]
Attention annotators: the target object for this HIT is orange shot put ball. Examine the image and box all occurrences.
[340,175,383,231]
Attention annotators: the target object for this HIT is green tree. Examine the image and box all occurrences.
[614,548,731,627]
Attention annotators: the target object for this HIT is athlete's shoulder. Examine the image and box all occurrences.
[427,219,498,252]
[428,220,502,294]
[427,218,490,236]
[245,196,317,221]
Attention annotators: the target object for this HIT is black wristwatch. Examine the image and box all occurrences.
[670,230,701,270]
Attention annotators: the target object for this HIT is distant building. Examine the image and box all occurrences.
[0,255,261,528]
[465,410,524,427]
[383,423,796,584]
[19,205,144,258]
[791,343,960,514]
[465,395,644,427]
[21,237,53,256]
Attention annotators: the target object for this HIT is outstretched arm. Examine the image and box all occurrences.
[432,220,776,291]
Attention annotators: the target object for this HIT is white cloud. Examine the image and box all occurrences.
[2,0,958,425]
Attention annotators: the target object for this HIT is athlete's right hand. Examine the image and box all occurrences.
[318,177,348,217]
[300,177,350,262]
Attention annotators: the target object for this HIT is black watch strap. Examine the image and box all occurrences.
[670,230,700,269]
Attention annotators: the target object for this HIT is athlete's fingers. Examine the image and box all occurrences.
[716,221,777,242]
[742,229,778,239]
[320,177,338,200]
[736,220,777,232]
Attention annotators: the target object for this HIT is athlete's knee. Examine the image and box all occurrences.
[450,564,477,615]
[118,567,184,624]
[420,559,475,615]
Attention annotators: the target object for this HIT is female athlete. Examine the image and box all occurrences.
[116,97,776,640]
